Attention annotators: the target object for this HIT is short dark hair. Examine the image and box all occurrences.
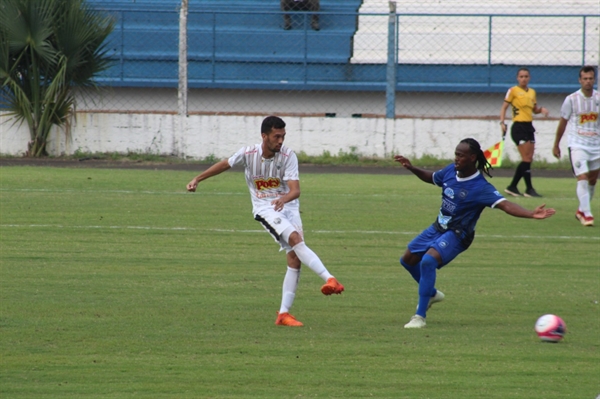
[579,65,596,78]
[516,67,530,76]
[261,116,286,134]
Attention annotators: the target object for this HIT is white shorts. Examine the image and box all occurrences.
[254,207,303,252]
[569,147,600,176]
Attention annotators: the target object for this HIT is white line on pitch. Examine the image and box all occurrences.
[0,188,580,201]
[0,188,244,196]
[0,188,438,198]
[1,224,598,241]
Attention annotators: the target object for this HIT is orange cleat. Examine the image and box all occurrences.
[275,312,304,327]
[321,277,344,295]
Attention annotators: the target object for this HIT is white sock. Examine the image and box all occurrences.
[279,267,300,313]
[577,180,591,216]
[589,184,596,203]
[292,242,333,281]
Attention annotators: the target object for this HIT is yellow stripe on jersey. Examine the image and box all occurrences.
[504,86,537,122]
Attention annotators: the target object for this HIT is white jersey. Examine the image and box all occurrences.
[228,144,300,214]
[560,89,600,154]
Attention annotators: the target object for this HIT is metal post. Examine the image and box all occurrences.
[487,15,492,87]
[386,2,397,119]
[581,15,586,66]
[178,0,188,116]
[119,11,124,82]
[211,12,216,82]
[304,13,308,84]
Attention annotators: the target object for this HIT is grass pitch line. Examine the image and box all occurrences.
[0,188,247,196]
[0,188,581,201]
[1,223,598,241]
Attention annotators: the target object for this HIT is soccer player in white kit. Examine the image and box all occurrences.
[186,116,344,327]
[552,66,599,226]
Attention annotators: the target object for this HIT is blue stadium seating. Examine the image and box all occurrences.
[91,0,364,86]
[89,1,578,93]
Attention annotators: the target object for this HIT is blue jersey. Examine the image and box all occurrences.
[432,164,506,239]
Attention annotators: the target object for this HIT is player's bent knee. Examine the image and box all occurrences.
[401,251,420,267]
[285,229,303,247]
[576,174,589,181]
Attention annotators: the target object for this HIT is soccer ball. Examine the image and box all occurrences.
[534,314,567,342]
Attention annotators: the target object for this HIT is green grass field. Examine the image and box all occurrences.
[1,166,598,398]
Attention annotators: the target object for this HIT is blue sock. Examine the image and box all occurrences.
[416,254,438,318]
[400,258,420,283]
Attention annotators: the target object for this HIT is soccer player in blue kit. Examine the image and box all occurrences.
[394,138,556,329]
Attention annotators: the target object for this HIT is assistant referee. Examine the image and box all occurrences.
[500,67,549,198]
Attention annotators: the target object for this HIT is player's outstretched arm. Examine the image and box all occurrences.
[393,155,434,183]
[186,159,231,192]
[496,200,556,219]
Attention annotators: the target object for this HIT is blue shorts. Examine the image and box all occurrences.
[407,225,468,268]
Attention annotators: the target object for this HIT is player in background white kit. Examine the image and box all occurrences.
[552,66,600,227]
[186,116,344,327]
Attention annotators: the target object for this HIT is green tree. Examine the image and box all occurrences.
[0,0,114,156]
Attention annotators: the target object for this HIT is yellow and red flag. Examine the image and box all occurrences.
[483,140,504,167]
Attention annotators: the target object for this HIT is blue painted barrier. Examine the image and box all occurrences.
[87,2,593,93]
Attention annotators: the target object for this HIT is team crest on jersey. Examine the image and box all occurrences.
[458,189,468,199]
[254,177,281,190]
[579,112,598,124]
[276,162,282,170]
[444,187,455,199]
[273,218,281,224]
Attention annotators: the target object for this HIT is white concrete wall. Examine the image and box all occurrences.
[0,112,566,163]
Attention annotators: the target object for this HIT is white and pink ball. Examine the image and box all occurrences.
[535,314,567,342]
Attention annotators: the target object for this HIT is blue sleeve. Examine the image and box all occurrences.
[432,164,455,187]
[479,182,505,207]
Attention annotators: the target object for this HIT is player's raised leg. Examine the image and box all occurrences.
[287,231,344,295]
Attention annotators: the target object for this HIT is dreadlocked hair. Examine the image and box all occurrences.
[460,138,493,177]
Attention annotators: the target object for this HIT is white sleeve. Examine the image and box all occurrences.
[283,151,299,181]
[227,147,247,168]
[560,96,573,120]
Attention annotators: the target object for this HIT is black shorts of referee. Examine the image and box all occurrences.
[510,122,536,146]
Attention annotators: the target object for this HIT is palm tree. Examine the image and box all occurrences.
[0,0,114,157]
